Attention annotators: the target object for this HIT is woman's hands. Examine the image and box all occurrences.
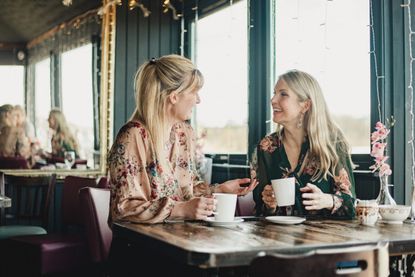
[300,183,333,210]
[170,196,216,220]
[261,182,333,211]
[170,178,258,220]
[261,184,277,210]
[215,178,258,196]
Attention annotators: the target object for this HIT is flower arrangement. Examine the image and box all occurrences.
[369,117,395,176]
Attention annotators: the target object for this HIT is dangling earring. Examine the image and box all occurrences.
[297,113,304,129]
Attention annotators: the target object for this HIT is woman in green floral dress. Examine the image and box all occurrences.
[251,70,355,219]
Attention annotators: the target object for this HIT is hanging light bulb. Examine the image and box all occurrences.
[162,0,179,20]
[62,0,73,6]
[129,0,151,17]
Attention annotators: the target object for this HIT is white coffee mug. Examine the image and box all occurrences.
[355,199,379,226]
[271,177,295,206]
[212,193,237,222]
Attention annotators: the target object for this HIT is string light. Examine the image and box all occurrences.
[127,0,181,20]
[401,0,415,221]
[98,0,122,16]
[128,0,151,17]
[162,0,180,20]
[369,0,385,123]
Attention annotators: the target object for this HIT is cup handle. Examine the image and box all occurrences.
[212,198,218,214]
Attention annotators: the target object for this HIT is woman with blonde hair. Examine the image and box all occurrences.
[0,104,30,159]
[48,109,79,158]
[108,55,257,224]
[251,70,355,218]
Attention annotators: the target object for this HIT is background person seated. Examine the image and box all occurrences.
[13,105,36,142]
[0,104,30,163]
[47,109,80,159]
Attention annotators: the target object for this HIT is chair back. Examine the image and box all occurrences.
[1,172,56,228]
[61,176,97,228]
[97,176,110,189]
[79,187,112,263]
[249,242,389,277]
[236,191,255,216]
[0,156,29,169]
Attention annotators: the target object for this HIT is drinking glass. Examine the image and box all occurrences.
[64,151,75,169]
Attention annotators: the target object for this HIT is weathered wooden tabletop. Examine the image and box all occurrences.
[113,217,415,268]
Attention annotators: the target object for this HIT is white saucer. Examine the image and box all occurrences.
[265,216,306,225]
[379,220,404,225]
[205,217,244,227]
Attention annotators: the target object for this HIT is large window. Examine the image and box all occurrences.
[34,58,52,151]
[194,0,248,155]
[274,0,371,154]
[0,66,24,106]
[61,44,94,165]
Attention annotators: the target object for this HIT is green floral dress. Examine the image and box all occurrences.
[250,133,355,219]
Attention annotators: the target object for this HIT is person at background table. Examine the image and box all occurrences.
[108,55,257,224]
[47,109,79,159]
[0,104,30,159]
[13,105,35,143]
[250,70,355,219]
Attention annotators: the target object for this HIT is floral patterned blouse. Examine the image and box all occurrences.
[108,121,212,224]
[251,133,356,219]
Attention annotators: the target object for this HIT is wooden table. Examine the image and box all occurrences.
[113,217,415,269]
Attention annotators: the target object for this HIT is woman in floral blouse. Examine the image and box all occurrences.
[251,70,355,219]
[108,55,257,224]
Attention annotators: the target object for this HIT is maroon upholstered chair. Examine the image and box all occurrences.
[5,176,97,276]
[236,191,255,216]
[0,156,30,169]
[79,187,112,264]
[97,176,109,189]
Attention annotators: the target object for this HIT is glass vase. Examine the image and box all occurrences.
[376,175,396,206]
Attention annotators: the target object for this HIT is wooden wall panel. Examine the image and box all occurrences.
[113,2,180,134]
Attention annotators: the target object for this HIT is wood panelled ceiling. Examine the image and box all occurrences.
[0,0,101,44]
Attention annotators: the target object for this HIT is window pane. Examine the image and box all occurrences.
[61,44,94,165]
[0,66,24,105]
[195,0,248,154]
[35,58,51,151]
[275,0,370,153]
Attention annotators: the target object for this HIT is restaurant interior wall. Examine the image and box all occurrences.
[110,0,414,205]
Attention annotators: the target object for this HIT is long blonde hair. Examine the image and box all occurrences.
[276,70,352,181]
[49,109,79,154]
[130,54,204,167]
[0,104,14,128]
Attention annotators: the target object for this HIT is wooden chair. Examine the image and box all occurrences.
[0,172,56,237]
[79,187,112,273]
[249,242,389,277]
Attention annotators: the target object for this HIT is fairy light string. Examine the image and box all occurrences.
[401,0,415,219]
[369,0,385,123]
